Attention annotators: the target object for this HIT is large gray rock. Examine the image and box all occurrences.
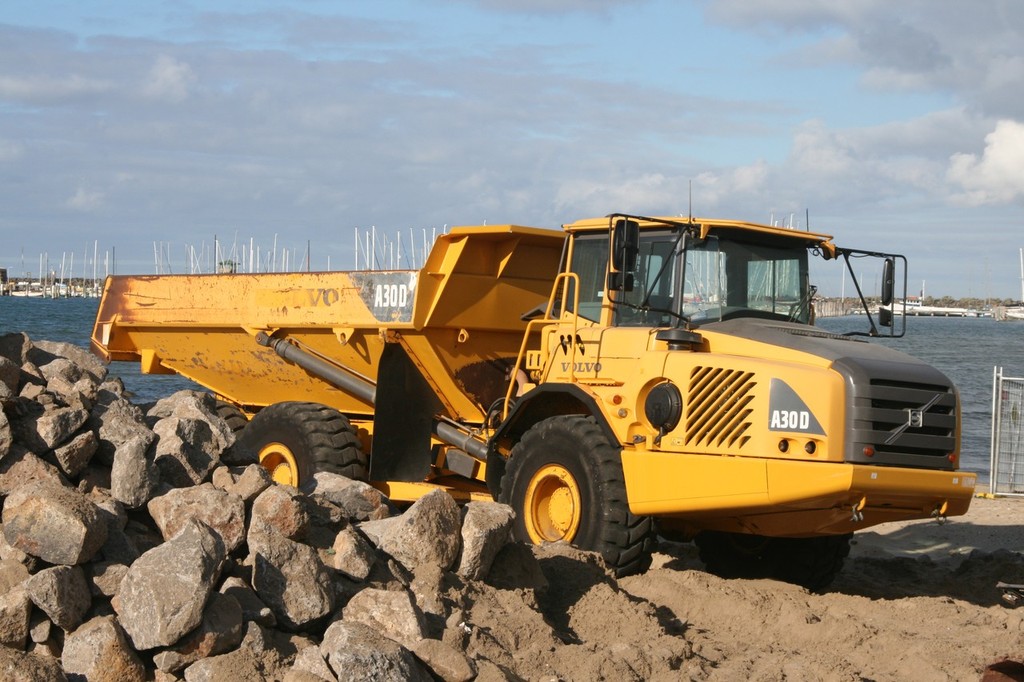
[320,620,431,682]
[89,391,152,465]
[51,429,98,478]
[342,587,427,650]
[147,391,235,452]
[250,531,334,630]
[25,565,91,632]
[310,472,392,521]
[34,406,89,451]
[376,489,461,574]
[211,464,272,503]
[0,411,11,461]
[289,646,336,681]
[220,576,276,628]
[330,526,376,581]
[0,357,18,401]
[2,480,107,565]
[0,447,67,497]
[152,417,221,487]
[412,639,478,682]
[110,432,159,508]
[62,615,146,682]
[153,592,244,673]
[0,644,68,682]
[114,519,226,650]
[250,485,310,541]
[182,621,294,682]
[148,484,246,552]
[29,340,107,385]
[0,586,31,649]
[0,333,31,366]
[457,502,514,580]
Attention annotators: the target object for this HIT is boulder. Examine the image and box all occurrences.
[0,586,31,649]
[25,565,91,632]
[148,484,246,552]
[0,411,11,461]
[250,531,334,630]
[89,391,151,465]
[457,502,514,580]
[412,639,478,682]
[219,576,276,628]
[0,357,18,401]
[0,447,67,497]
[110,432,159,508]
[211,464,272,502]
[146,391,235,452]
[330,526,376,581]
[114,519,226,650]
[342,587,427,650]
[375,489,461,574]
[33,405,89,451]
[0,333,31,366]
[319,620,431,682]
[250,485,310,541]
[289,645,336,681]
[2,480,107,565]
[29,340,107,385]
[0,644,68,682]
[152,417,221,487]
[51,429,98,478]
[310,472,392,521]
[61,615,146,682]
[153,592,244,673]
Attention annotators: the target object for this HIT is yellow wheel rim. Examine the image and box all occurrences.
[523,463,582,543]
[258,442,299,487]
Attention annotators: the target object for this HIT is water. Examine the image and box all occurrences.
[1,297,1019,483]
[0,296,198,403]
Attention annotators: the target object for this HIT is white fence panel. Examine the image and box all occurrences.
[991,367,1024,495]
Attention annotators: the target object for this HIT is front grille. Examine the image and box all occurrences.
[849,377,957,467]
[685,366,755,450]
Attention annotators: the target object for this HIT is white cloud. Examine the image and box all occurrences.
[947,119,1024,205]
[142,55,196,103]
[66,186,104,212]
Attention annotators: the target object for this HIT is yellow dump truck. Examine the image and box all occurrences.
[91,214,975,588]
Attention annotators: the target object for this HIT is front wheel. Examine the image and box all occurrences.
[235,401,367,488]
[498,415,654,577]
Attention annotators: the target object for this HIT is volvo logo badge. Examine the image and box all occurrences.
[906,408,924,428]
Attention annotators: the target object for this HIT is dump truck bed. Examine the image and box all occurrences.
[91,224,565,421]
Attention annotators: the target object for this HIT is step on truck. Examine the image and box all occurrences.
[91,214,976,588]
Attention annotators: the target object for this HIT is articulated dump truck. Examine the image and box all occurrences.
[91,214,976,588]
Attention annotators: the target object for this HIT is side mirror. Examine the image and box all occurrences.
[880,258,895,307]
[878,306,892,328]
[612,219,639,273]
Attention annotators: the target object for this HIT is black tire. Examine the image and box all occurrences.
[214,400,250,434]
[235,401,367,488]
[498,415,655,578]
[695,530,851,591]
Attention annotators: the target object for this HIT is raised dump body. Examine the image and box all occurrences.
[92,213,976,589]
[93,224,563,422]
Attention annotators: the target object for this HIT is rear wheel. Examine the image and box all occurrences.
[214,400,249,434]
[695,530,851,591]
[235,401,367,488]
[498,415,655,577]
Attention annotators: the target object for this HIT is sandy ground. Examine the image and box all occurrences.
[473,495,1024,681]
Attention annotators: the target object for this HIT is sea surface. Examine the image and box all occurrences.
[1,296,1020,484]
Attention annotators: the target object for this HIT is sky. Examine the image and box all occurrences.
[1,0,1023,299]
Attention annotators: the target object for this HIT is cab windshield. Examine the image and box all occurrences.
[570,228,813,326]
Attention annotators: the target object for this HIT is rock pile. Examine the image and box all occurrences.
[0,332,614,681]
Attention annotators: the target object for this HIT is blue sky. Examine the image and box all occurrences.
[1,0,1022,299]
